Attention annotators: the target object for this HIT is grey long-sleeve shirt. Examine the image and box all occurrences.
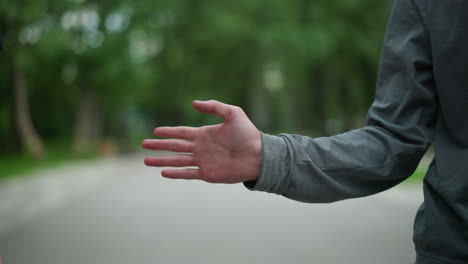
[245,0,468,263]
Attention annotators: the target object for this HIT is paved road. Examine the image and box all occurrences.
[0,152,423,264]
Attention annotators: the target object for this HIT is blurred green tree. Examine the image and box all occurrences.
[0,0,392,159]
[0,0,66,159]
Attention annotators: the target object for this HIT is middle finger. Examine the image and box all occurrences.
[142,139,193,153]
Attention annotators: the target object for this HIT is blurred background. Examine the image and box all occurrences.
[0,0,390,168]
[1,0,428,263]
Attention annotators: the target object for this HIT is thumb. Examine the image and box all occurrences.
[192,100,234,121]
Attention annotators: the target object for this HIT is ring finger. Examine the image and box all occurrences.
[144,155,197,167]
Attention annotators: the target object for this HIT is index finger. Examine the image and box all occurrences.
[154,126,197,139]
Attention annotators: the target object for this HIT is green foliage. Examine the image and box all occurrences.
[404,169,427,184]
[0,0,393,159]
[0,139,97,180]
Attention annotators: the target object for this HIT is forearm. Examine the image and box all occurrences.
[246,128,429,203]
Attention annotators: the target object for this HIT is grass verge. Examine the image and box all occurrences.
[0,141,97,182]
[403,168,427,184]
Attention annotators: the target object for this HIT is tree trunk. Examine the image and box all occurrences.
[72,87,101,155]
[13,65,46,160]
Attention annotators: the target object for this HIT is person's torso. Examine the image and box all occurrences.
[413,1,468,263]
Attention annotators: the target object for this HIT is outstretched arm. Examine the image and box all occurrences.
[144,0,437,203]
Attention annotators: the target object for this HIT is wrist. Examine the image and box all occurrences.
[245,130,262,182]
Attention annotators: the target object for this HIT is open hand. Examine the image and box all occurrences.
[143,100,262,183]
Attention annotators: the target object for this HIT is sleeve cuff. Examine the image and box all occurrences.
[243,132,292,195]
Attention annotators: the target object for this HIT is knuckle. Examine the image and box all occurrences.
[227,106,243,119]
[192,129,200,139]
[211,105,218,114]
[186,142,194,152]
[226,108,234,118]
[234,106,243,113]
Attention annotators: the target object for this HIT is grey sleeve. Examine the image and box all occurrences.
[244,0,438,203]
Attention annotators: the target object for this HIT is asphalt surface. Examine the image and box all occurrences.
[0,153,424,264]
